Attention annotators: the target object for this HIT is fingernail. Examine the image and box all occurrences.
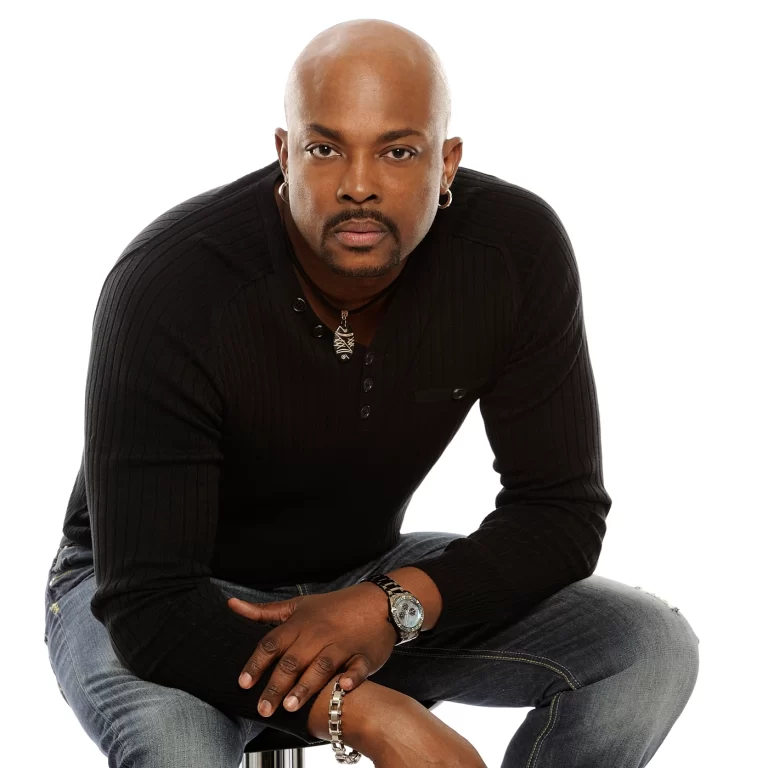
[284,695,298,710]
[259,699,272,716]
[239,673,252,688]
[341,677,353,689]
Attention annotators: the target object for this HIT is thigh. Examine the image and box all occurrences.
[368,572,700,711]
[300,530,467,594]
[43,543,261,767]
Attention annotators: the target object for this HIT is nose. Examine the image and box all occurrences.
[337,156,380,204]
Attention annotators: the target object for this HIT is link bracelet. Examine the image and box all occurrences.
[329,675,362,763]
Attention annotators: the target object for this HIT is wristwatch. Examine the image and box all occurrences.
[361,573,425,645]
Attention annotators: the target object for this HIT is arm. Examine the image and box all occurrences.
[84,246,323,742]
[398,210,613,634]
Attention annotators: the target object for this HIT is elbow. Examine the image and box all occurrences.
[90,593,170,680]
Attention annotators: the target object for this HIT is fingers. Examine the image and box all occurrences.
[282,653,372,713]
[254,646,341,718]
[238,630,285,693]
[241,637,372,718]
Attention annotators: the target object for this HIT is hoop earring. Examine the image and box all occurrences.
[437,188,452,209]
[278,180,289,204]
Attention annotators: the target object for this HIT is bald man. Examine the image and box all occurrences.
[44,18,699,768]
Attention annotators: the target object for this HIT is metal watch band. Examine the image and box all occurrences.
[363,573,423,645]
[329,676,362,763]
[366,572,408,596]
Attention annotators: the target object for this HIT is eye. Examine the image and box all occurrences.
[307,144,341,159]
[384,148,416,161]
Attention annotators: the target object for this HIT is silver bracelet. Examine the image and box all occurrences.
[329,675,362,764]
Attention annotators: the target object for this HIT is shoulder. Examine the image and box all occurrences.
[448,165,571,252]
[445,164,577,288]
[116,165,272,263]
[94,164,278,339]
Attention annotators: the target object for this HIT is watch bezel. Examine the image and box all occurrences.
[390,592,425,634]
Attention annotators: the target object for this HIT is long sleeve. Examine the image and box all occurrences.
[408,211,613,634]
[84,245,323,743]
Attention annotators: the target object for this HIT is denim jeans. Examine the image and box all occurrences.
[43,531,699,767]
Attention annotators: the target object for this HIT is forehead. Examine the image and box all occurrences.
[292,58,437,138]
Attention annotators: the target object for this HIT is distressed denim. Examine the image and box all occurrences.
[44,531,699,766]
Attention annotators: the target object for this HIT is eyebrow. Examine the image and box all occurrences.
[306,122,426,144]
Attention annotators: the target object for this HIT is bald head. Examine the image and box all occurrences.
[284,19,451,141]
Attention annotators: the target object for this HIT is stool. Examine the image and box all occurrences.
[241,699,442,766]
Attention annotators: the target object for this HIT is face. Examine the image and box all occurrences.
[276,58,462,280]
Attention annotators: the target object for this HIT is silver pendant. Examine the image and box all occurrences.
[333,309,355,362]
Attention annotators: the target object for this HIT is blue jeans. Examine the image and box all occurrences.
[43,532,699,767]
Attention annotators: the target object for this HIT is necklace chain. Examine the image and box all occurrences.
[278,199,408,362]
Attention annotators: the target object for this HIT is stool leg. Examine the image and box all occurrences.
[242,747,304,767]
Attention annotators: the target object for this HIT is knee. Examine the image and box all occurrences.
[615,587,700,701]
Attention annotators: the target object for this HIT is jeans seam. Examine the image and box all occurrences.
[51,604,130,759]
[398,645,584,688]
[527,690,563,768]
[391,647,582,690]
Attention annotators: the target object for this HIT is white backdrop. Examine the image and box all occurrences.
[2,1,765,765]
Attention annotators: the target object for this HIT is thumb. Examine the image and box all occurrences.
[227,596,296,623]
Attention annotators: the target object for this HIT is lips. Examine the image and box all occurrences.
[334,220,387,233]
[334,230,388,247]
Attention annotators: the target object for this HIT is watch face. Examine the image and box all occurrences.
[393,595,424,630]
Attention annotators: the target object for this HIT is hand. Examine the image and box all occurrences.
[227,583,398,717]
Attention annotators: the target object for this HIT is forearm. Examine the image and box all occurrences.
[307,677,408,752]
[307,676,489,768]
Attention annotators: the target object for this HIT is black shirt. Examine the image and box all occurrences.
[58,158,612,742]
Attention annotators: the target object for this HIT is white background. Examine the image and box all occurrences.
[3,1,765,765]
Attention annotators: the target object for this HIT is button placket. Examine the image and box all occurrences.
[290,293,381,422]
[359,350,377,419]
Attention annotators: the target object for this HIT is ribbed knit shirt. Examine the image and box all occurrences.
[57,158,612,743]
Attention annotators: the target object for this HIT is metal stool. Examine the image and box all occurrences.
[241,699,442,767]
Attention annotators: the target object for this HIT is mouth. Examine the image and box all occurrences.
[333,230,389,247]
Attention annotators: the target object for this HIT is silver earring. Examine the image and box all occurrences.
[278,180,289,204]
[437,188,452,209]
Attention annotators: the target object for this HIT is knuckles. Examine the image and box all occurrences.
[315,655,336,673]
[277,654,301,674]
[259,636,281,654]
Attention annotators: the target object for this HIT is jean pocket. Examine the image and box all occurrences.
[47,565,95,610]
[46,545,95,607]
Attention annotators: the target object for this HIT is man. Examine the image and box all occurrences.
[43,17,699,767]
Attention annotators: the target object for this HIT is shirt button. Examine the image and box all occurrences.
[364,351,375,365]
[292,298,306,312]
[452,388,467,400]
[363,378,373,392]
[312,324,325,338]
[360,405,371,419]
